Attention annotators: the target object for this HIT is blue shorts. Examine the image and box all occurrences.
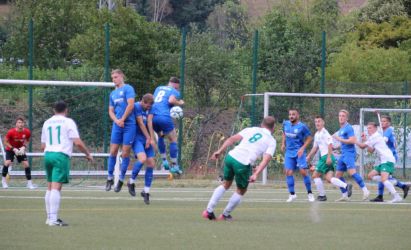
[336,154,356,171]
[132,138,155,158]
[284,153,308,170]
[110,123,136,145]
[153,115,175,134]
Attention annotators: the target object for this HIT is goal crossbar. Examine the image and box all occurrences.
[0,79,114,87]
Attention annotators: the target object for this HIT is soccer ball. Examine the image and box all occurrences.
[170,106,183,119]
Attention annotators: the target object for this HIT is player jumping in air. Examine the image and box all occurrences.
[126,94,156,204]
[148,77,184,175]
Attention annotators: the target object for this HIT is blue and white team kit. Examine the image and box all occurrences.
[283,121,311,169]
[109,84,136,145]
[336,123,356,171]
[132,102,155,158]
[151,86,181,134]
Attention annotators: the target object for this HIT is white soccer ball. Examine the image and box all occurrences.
[170,106,183,119]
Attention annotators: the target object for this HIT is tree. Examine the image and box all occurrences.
[359,0,407,23]
[69,6,180,95]
[206,0,250,48]
[1,0,97,68]
[165,0,225,27]
[327,42,410,83]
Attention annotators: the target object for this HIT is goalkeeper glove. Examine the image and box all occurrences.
[17,146,26,156]
[13,148,19,155]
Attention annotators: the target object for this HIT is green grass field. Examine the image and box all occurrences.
[0,179,410,250]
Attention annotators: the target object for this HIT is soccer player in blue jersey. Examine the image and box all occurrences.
[281,109,314,202]
[333,109,370,201]
[105,69,136,192]
[123,94,156,204]
[370,115,409,202]
[148,77,184,175]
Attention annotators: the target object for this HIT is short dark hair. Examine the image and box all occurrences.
[314,115,324,120]
[169,77,180,84]
[262,116,276,130]
[381,115,391,123]
[367,121,377,127]
[16,116,25,123]
[288,108,299,113]
[142,93,154,104]
[54,100,67,113]
[111,69,124,76]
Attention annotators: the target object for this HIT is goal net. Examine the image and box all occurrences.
[0,79,169,184]
[233,92,411,184]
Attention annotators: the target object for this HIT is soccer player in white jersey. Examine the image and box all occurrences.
[306,116,352,201]
[202,116,276,221]
[41,101,93,226]
[356,122,402,203]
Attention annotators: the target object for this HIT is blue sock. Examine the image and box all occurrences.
[169,142,178,163]
[119,157,130,181]
[378,182,385,196]
[286,176,295,194]
[158,137,166,155]
[352,173,365,188]
[339,177,347,193]
[131,161,144,180]
[303,175,312,193]
[107,155,116,178]
[393,178,406,189]
[145,167,154,188]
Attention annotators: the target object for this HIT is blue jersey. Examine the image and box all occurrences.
[109,84,136,124]
[384,127,398,161]
[337,123,355,155]
[134,102,151,141]
[283,121,311,157]
[151,86,180,116]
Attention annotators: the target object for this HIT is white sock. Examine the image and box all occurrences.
[2,176,6,182]
[27,180,33,185]
[144,186,150,193]
[223,192,243,216]
[330,177,347,188]
[383,180,397,195]
[161,154,167,160]
[170,158,177,165]
[372,176,381,182]
[313,178,325,196]
[207,185,226,213]
[49,189,61,222]
[362,186,369,193]
[129,178,135,184]
[45,190,51,221]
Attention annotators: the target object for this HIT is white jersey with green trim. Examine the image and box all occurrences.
[228,127,276,165]
[41,114,80,157]
[313,128,333,157]
[365,132,395,164]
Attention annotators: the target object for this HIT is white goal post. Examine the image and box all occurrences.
[244,92,411,185]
